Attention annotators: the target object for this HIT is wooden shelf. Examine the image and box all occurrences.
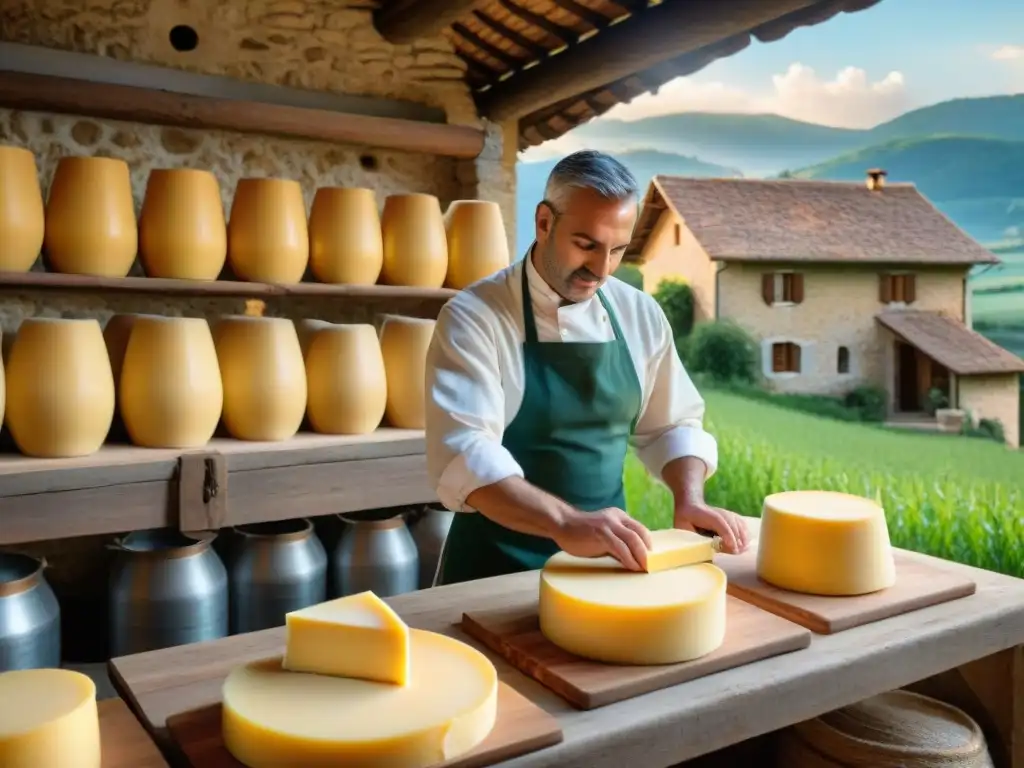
[0,70,486,159]
[0,429,435,545]
[0,271,458,301]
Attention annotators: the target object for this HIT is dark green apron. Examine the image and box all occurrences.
[437,262,643,585]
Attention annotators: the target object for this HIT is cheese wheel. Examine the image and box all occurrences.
[0,668,101,768]
[223,630,497,768]
[539,544,727,665]
[757,490,896,596]
[379,315,435,430]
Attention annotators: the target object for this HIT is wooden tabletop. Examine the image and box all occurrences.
[108,517,1024,768]
[99,698,168,767]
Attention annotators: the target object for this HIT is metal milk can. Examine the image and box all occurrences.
[330,513,419,598]
[108,529,228,656]
[0,551,60,671]
[220,519,328,634]
[407,506,455,589]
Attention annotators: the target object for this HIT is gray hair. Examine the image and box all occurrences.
[543,150,640,211]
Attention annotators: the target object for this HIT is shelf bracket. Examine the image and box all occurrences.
[177,452,228,532]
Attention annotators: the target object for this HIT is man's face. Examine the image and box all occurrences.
[533,187,637,303]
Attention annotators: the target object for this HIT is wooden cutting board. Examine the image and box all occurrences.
[716,547,977,634]
[165,681,562,768]
[460,595,811,710]
[99,698,169,767]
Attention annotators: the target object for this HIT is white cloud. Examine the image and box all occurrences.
[519,62,911,161]
[991,45,1024,61]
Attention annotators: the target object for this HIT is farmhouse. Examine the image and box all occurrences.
[625,172,1024,448]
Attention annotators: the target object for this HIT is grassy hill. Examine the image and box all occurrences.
[515,149,739,254]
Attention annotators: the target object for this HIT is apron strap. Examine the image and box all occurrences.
[596,289,627,342]
[520,261,540,344]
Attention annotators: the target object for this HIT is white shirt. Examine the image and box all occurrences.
[424,254,718,513]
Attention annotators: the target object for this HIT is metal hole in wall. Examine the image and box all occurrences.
[169,25,200,52]
[359,154,379,172]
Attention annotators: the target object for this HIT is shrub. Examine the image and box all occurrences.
[613,264,644,290]
[686,320,758,384]
[843,385,888,422]
[652,279,695,339]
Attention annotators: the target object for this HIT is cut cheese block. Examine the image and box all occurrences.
[223,630,498,768]
[757,490,896,596]
[539,549,727,665]
[0,668,101,768]
[644,528,721,572]
[283,591,410,685]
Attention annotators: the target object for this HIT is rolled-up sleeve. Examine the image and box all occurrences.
[630,307,719,480]
[424,297,524,512]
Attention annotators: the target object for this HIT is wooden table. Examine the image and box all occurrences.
[108,517,1024,768]
[99,698,168,767]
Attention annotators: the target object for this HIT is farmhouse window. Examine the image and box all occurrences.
[837,346,850,374]
[761,271,804,305]
[879,273,916,304]
[771,342,801,373]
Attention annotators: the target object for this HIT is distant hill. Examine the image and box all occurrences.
[792,136,1024,243]
[514,149,740,254]
[553,94,1024,178]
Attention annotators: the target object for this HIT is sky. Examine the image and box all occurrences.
[520,0,1024,159]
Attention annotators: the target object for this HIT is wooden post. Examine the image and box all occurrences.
[177,452,227,533]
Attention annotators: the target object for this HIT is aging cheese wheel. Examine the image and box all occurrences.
[283,591,409,685]
[380,194,448,288]
[757,490,896,596]
[223,630,497,768]
[539,535,727,665]
[214,316,307,442]
[379,315,435,430]
[308,187,383,285]
[119,316,224,448]
[227,178,309,284]
[443,200,510,290]
[305,324,387,435]
[5,318,115,458]
[0,668,101,768]
[295,318,334,359]
[0,145,45,273]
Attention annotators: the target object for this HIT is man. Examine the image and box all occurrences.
[424,150,750,586]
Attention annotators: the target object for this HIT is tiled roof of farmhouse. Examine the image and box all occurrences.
[877,310,1024,376]
[624,177,1000,266]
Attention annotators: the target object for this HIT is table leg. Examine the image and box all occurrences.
[905,644,1023,768]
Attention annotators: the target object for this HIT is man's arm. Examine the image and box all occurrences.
[425,296,651,569]
[630,301,750,553]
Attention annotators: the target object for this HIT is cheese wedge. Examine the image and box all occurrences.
[644,528,721,572]
[223,630,498,768]
[539,550,727,665]
[0,668,101,768]
[283,591,410,685]
[756,490,896,596]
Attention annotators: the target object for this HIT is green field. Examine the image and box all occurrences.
[624,390,1024,578]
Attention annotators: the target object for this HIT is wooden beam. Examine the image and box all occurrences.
[479,0,824,122]
[374,0,490,44]
[0,70,486,159]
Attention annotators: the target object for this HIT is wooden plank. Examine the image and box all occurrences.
[99,698,169,767]
[0,271,458,302]
[224,453,434,524]
[0,446,180,496]
[461,596,811,709]
[0,70,487,159]
[215,428,426,471]
[376,0,494,44]
[717,547,978,633]
[166,683,562,768]
[107,520,1024,768]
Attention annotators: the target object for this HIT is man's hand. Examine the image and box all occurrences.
[674,501,750,555]
[552,507,654,571]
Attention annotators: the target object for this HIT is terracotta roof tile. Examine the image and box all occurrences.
[876,310,1024,376]
[626,177,999,266]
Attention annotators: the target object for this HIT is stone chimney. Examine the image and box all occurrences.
[866,168,887,191]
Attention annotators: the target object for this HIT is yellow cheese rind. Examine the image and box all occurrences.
[756,490,896,596]
[283,591,410,685]
[539,549,727,665]
[0,668,101,768]
[223,629,498,768]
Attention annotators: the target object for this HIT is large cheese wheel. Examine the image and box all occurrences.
[756,490,896,596]
[119,316,224,448]
[213,316,307,442]
[227,178,309,284]
[0,145,45,273]
[380,194,447,288]
[443,200,510,290]
[0,668,101,768]
[222,629,497,768]
[308,187,383,285]
[539,539,727,665]
[305,324,387,435]
[5,318,115,457]
[379,315,435,430]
